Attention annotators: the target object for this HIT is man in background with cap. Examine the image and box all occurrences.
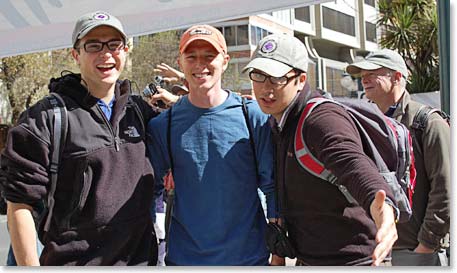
[147,25,280,265]
[346,49,450,266]
[1,11,160,265]
[244,33,398,266]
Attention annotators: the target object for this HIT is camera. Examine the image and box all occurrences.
[143,76,167,108]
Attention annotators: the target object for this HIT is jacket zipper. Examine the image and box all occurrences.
[96,104,120,152]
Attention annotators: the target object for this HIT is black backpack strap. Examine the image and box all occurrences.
[167,107,174,173]
[411,105,450,155]
[43,93,68,232]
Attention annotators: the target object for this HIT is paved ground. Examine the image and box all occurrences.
[0,215,9,265]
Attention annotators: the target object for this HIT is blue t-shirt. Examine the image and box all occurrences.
[147,91,276,265]
[97,97,115,121]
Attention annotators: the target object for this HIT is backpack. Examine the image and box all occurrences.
[294,97,416,223]
[411,105,450,155]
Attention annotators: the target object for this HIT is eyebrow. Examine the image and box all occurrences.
[83,38,122,43]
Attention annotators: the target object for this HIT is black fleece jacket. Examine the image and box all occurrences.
[1,73,159,265]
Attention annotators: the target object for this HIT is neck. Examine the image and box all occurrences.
[377,87,405,113]
[81,79,116,104]
[188,85,228,108]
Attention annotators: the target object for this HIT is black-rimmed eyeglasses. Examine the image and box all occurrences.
[249,71,300,85]
[78,39,125,53]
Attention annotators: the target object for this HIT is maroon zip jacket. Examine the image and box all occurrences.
[271,88,396,265]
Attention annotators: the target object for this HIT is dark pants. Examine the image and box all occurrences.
[392,249,448,266]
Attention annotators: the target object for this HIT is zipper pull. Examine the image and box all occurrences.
[114,137,120,151]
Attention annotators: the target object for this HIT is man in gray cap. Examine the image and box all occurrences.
[347,49,450,266]
[244,33,399,266]
[2,11,160,265]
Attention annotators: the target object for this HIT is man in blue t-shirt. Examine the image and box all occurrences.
[147,25,280,266]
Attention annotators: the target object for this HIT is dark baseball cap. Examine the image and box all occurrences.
[243,34,308,77]
[346,49,408,79]
[72,11,127,48]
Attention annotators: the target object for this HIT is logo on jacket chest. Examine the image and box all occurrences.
[124,126,141,138]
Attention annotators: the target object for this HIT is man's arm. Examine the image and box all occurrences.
[7,201,40,266]
[369,190,398,266]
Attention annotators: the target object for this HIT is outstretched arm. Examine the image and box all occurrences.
[153,63,185,84]
[369,190,398,266]
[7,202,40,266]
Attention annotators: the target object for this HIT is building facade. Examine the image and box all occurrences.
[215,0,378,97]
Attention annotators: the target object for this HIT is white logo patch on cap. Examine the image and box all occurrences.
[261,40,277,53]
[189,28,212,36]
[93,12,110,21]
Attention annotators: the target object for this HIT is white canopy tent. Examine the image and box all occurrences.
[0,0,328,58]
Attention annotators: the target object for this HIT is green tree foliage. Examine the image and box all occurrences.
[127,30,180,94]
[377,0,439,93]
[0,49,77,123]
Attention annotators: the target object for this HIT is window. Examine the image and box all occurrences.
[322,7,355,36]
[237,25,249,45]
[365,22,377,43]
[224,26,236,46]
[221,25,249,47]
[249,26,271,46]
[326,67,345,96]
[295,7,310,23]
[364,0,375,7]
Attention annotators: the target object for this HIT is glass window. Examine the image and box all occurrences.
[322,7,355,36]
[364,0,375,7]
[237,25,249,45]
[365,22,377,43]
[224,26,236,46]
[295,7,310,23]
[326,67,345,96]
[250,25,257,46]
[256,27,262,44]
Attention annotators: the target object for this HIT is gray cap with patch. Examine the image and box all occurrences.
[346,49,408,79]
[72,11,127,48]
[243,34,308,77]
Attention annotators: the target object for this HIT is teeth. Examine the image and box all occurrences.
[97,64,115,69]
[194,73,208,78]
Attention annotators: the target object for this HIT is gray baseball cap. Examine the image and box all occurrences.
[346,49,408,79]
[72,11,126,47]
[243,34,308,77]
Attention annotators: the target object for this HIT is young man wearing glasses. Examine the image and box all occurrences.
[244,34,399,266]
[146,25,280,265]
[1,11,160,265]
[347,49,450,266]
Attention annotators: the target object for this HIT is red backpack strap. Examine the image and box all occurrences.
[294,97,335,182]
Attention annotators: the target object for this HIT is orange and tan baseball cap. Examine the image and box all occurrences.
[179,25,227,54]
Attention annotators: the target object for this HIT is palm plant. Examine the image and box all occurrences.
[377,0,439,93]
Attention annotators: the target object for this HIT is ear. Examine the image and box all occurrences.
[393,71,402,84]
[71,48,80,65]
[297,72,307,89]
[177,56,183,71]
[222,53,230,72]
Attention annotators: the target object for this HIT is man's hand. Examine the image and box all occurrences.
[369,190,398,266]
[414,243,435,254]
[270,254,285,266]
[153,63,185,84]
[147,87,180,108]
